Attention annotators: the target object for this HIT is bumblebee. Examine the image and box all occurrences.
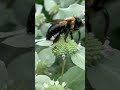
[46,17,83,43]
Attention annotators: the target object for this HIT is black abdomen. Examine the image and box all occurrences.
[46,24,65,40]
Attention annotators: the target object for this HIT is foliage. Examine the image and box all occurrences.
[35,0,85,90]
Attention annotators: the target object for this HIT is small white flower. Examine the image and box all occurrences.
[77,47,80,50]
[43,83,49,88]
[71,40,75,42]
[62,82,66,87]
[49,73,52,76]
[50,80,54,85]
[78,43,81,47]
[55,80,59,85]
[62,54,66,60]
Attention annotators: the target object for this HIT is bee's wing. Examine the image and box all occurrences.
[49,19,64,24]
[46,23,65,40]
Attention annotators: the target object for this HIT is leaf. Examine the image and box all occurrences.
[79,26,85,39]
[12,0,34,25]
[53,4,85,19]
[0,8,16,27]
[59,0,76,8]
[71,46,85,70]
[0,60,8,90]
[35,75,51,90]
[73,26,85,41]
[81,1,85,6]
[35,52,41,70]
[40,23,51,37]
[87,47,120,90]
[38,48,55,67]
[36,38,53,46]
[0,28,25,38]
[62,66,85,90]
[7,51,34,81]
[44,0,58,12]
[35,4,43,16]
[2,33,34,48]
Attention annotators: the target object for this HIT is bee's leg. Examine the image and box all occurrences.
[70,31,73,40]
[64,28,70,42]
[78,30,81,43]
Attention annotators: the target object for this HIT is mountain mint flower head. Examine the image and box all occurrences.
[35,13,46,26]
[43,80,66,90]
[85,33,103,66]
[51,35,80,56]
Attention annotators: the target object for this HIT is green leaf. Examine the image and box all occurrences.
[0,60,7,90]
[35,28,40,38]
[59,0,76,8]
[87,47,120,90]
[35,75,51,90]
[44,0,59,14]
[81,1,85,6]
[0,28,25,38]
[12,0,34,25]
[40,23,51,37]
[0,8,16,27]
[38,48,55,67]
[35,52,41,70]
[62,66,85,90]
[53,4,85,19]
[35,4,43,15]
[79,26,85,39]
[36,38,53,46]
[2,33,34,48]
[7,51,34,81]
[71,46,85,70]
[73,26,85,41]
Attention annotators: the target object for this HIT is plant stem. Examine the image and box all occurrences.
[60,57,66,84]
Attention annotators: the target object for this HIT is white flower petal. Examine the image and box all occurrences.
[78,43,81,47]
[43,83,49,88]
[50,80,54,85]
[55,81,59,85]
[62,82,66,87]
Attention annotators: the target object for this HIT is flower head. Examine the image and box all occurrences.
[51,35,80,56]
[43,80,66,90]
[85,33,103,66]
[35,13,46,26]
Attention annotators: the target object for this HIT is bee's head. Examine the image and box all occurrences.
[74,17,83,30]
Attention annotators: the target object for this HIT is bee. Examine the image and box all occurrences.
[46,17,83,43]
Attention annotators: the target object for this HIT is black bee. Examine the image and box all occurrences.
[46,17,83,43]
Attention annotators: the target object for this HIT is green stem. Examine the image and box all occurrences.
[60,58,66,84]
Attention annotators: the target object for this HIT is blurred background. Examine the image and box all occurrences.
[0,0,34,90]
